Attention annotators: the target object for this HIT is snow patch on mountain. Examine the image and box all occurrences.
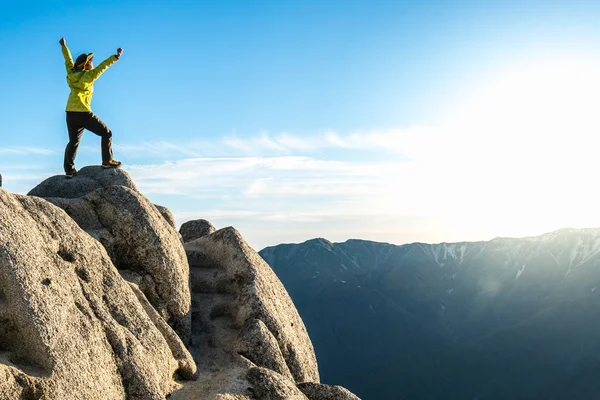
[516,264,526,279]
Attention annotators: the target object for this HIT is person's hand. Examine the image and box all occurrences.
[59,37,66,46]
[116,48,123,57]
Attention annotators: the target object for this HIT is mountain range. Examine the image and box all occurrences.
[260,229,600,399]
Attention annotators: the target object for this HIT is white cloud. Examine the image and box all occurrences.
[115,142,203,157]
[112,127,436,159]
[125,156,394,200]
[0,147,55,156]
[218,128,440,159]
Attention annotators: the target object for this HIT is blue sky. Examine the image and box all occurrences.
[3,0,600,249]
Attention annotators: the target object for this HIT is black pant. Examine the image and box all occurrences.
[64,112,113,172]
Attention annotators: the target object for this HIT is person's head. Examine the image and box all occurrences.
[74,53,94,70]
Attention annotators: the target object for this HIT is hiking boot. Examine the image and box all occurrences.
[65,168,77,179]
[102,160,122,169]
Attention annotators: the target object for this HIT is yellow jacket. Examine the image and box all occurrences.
[61,45,118,112]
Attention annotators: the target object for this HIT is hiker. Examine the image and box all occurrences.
[59,37,123,177]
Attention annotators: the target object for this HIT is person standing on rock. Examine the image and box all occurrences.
[60,37,122,178]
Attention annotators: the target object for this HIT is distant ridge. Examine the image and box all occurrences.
[261,227,600,400]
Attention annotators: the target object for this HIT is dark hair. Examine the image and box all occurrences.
[73,53,93,70]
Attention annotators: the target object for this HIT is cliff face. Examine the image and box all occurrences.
[0,167,359,400]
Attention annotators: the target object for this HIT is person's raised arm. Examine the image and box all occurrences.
[59,37,74,72]
[89,48,123,81]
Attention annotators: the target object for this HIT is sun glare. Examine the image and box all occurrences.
[436,56,600,239]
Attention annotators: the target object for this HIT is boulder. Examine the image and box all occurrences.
[43,186,191,341]
[234,319,293,380]
[27,167,176,228]
[128,284,196,380]
[184,227,320,383]
[155,204,177,229]
[0,188,196,399]
[297,383,361,400]
[180,219,216,242]
[246,367,308,400]
[27,166,136,198]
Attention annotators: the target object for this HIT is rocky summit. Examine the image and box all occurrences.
[0,167,359,400]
